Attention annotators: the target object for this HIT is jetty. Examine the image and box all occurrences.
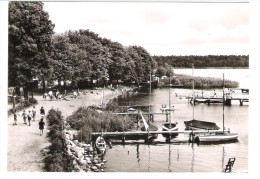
[186,96,249,105]
[91,129,230,143]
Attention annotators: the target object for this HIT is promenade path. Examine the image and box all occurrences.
[7,89,120,172]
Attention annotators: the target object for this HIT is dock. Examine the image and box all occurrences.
[186,96,249,105]
[91,130,230,142]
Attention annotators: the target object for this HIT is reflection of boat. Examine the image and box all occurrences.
[184,119,220,130]
[195,74,239,143]
[95,136,106,154]
[162,66,178,138]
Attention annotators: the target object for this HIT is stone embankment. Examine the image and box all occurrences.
[64,121,106,172]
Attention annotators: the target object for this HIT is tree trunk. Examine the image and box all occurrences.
[24,87,28,99]
[58,78,61,91]
[42,76,46,93]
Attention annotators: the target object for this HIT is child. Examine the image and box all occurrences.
[40,106,45,118]
[22,110,27,125]
[27,110,32,126]
[39,117,45,136]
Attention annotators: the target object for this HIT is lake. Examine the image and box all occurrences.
[104,68,249,172]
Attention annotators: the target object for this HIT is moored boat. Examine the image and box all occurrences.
[95,136,106,155]
[195,73,239,143]
[184,119,220,130]
[195,133,239,142]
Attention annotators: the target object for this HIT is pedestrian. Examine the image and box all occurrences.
[13,110,18,126]
[40,106,45,118]
[39,117,45,136]
[22,110,27,125]
[27,110,32,126]
[32,106,36,122]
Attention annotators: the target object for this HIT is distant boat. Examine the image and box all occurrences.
[127,107,136,112]
[195,73,239,143]
[162,66,178,138]
[160,106,175,112]
[95,136,106,155]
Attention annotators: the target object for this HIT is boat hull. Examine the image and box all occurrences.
[196,133,239,142]
[95,136,106,155]
[162,123,178,137]
[184,119,220,130]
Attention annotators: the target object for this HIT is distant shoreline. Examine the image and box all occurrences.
[173,67,249,69]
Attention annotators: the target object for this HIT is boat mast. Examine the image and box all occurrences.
[223,73,225,133]
[192,64,195,120]
[149,71,151,125]
[169,66,172,125]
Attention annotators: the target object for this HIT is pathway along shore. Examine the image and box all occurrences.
[8,88,124,172]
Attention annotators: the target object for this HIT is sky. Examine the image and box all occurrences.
[45,2,248,56]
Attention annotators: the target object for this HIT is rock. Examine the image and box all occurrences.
[91,166,98,171]
[74,165,80,172]
[72,160,77,166]
[93,160,98,164]
[102,159,107,163]
[95,163,101,168]
[100,162,105,166]
[70,147,76,152]
[101,169,104,172]
[89,147,93,152]
[73,140,79,145]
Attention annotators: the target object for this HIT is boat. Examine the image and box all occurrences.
[160,106,175,112]
[95,136,106,155]
[127,107,136,112]
[196,133,239,142]
[184,64,219,131]
[162,66,178,138]
[195,73,239,143]
[184,119,220,130]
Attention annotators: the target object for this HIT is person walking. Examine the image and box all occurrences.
[13,110,18,126]
[40,106,45,118]
[27,110,32,126]
[22,110,27,125]
[39,117,45,136]
[32,106,36,122]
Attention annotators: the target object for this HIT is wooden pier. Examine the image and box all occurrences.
[186,96,249,105]
[91,130,230,143]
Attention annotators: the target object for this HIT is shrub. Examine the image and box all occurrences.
[44,109,72,172]
[66,107,134,143]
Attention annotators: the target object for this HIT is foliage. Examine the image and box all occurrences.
[8,97,38,115]
[161,74,239,89]
[8,2,54,97]
[44,109,72,172]
[154,55,249,68]
[66,107,134,143]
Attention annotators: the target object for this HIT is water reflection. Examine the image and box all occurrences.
[221,146,225,172]
[168,144,172,172]
[191,144,195,172]
[136,143,140,167]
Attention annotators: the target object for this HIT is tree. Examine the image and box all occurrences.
[9,2,54,97]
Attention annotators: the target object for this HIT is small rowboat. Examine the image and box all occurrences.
[95,136,106,155]
[195,133,239,142]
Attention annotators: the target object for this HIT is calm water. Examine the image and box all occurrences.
[104,69,249,172]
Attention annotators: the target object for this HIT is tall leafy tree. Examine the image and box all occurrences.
[8,2,54,97]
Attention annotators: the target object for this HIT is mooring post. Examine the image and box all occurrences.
[208,98,210,105]
[166,113,169,122]
[239,99,243,106]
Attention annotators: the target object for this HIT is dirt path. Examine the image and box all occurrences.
[7,89,122,172]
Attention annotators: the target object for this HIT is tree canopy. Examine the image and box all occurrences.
[8,2,54,96]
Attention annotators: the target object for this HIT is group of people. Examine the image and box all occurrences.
[43,90,62,100]
[13,106,46,136]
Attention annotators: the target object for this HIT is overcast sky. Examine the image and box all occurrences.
[43,2,249,56]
